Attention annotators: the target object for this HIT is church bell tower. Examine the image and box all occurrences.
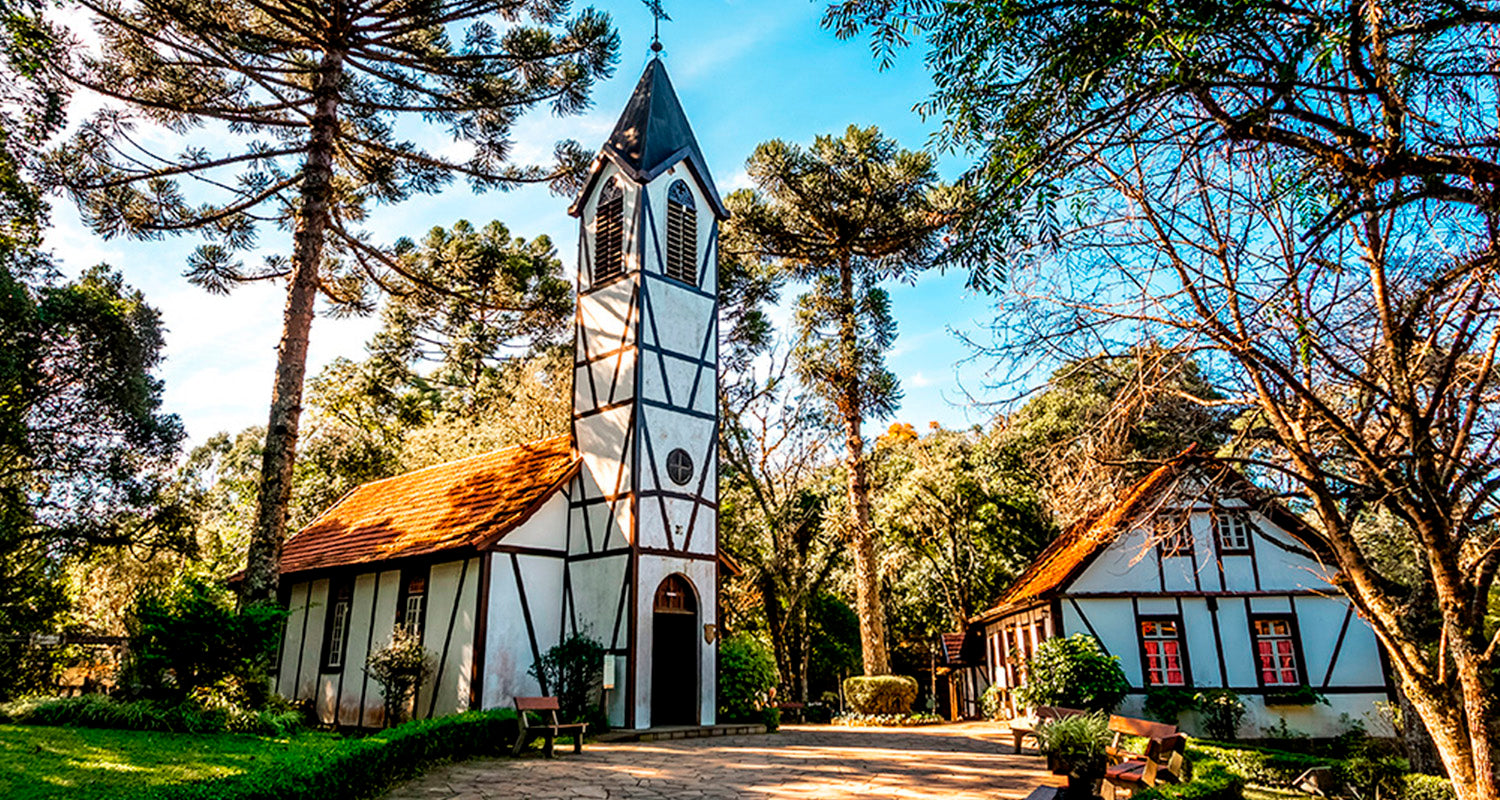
[563,57,727,729]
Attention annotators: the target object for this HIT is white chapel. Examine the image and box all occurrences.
[270,56,727,731]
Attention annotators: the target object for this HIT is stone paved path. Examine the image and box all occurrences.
[384,723,1058,800]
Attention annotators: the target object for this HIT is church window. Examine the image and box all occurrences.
[321,580,354,672]
[665,180,697,285]
[594,181,625,284]
[1140,616,1188,686]
[1215,511,1253,554]
[654,574,696,614]
[1252,617,1303,686]
[398,568,428,640]
[666,448,694,486]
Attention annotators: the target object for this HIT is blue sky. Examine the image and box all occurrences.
[46,0,1007,444]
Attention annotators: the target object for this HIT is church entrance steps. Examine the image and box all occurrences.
[595,723,768,742]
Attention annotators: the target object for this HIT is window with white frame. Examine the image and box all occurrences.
[1252,618,1302,686]
[1140,617,1187,686]
[1154,511,1192,557]
[401,571,427,639]
[322,582,353,671]
[1216,511,1253,553]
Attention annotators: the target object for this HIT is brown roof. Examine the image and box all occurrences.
[279,435,579,576]
[970,446,1328,624]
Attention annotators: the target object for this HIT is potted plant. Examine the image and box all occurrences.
[1036,712,1111,800]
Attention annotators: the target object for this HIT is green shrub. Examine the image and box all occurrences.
[1013,634,1130,712]
[980,684,1006,720]
[1404,773,1457,800]
[123,575,286,706]
[1144,687,1199,723]
[0,693,303,736]
[366,627,434,727]
[842,675,918,715]
[804,703,834,724]
[758,706,781,731]
[1190,741,1339,787]
[1037,711,1111,779]
[1134,747,1245,800]
[832,712,943,727]
[126,708,519,800]
[528,633,604,726]
[718,633,778,723]
[1194,690,1245,741]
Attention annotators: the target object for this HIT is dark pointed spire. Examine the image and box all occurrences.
[569,60,728,219]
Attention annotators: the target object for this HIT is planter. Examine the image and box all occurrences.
[1063,773,1103,800]
[1263,686,1326,707]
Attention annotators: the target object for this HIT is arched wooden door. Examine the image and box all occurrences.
[651,574,699,726]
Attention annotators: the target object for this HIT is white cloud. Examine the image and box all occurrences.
[908,371,934,388]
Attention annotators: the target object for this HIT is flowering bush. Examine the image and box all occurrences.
[365,627,433,727]
[832,712,943,727]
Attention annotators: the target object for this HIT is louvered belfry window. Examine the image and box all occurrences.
[665,180,697,285]
[594,181,625,284]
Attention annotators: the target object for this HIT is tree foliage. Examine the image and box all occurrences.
[873,423,1055,644]
[0,265,185,696]
[48,0,617,604]
[831,0,1500,793]
[726,125,957,676]
[1012,634,1130,713]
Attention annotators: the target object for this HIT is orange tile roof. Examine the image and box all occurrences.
[279,435,579,576]
[970,446,1329,624]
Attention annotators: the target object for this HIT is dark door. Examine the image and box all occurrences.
[651,574,698,726]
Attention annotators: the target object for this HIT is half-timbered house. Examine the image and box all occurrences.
[272,57,727,730]
[970,448,1392,737]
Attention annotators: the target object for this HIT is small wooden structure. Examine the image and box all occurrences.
[513,696,588,758]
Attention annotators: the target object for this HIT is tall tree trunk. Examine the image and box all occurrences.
[839,256,889,675]
[241,48,345,606]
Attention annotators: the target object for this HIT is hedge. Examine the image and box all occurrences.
[1193,740,1456,800]
[124,708,520,800]
[1189,741,1341,786]
[0,694,303,737]
[1404,774,1457,800]
[842,676,918,715]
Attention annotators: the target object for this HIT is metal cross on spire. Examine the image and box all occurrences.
[642,0,670,54]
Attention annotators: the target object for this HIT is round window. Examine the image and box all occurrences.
[666,448,694,486]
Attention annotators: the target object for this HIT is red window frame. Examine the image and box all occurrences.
[1138,615,1190,687]
[1251,616,1305,687]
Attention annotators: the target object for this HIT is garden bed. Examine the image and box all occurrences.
[831,713,945,727]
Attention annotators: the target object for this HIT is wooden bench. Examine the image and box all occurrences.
[1007,705,1086,754]
[772,701,805,723]
[1102,715,1186,798]
[512,696,588,758]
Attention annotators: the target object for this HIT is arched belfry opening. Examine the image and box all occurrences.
[651,573,699,726]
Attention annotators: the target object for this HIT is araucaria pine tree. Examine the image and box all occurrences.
[46,0,619,605]
[726,126,955,675]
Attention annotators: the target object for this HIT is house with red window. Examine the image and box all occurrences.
[270,58,730,731]
[968,448,1393,737]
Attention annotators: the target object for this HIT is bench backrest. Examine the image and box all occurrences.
[1108,714,1177,741]
[515,696,561,712]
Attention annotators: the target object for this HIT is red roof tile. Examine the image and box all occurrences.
[279,435,578,576]
[971,446,1329,623]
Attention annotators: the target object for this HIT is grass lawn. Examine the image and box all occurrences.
[0,724,344,800]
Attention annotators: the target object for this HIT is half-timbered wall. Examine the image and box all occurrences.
[277,555,480,727]
[980,490,1391,737]
[567,151,721,728]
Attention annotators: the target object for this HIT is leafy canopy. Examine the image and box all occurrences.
[49,0,619,303]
